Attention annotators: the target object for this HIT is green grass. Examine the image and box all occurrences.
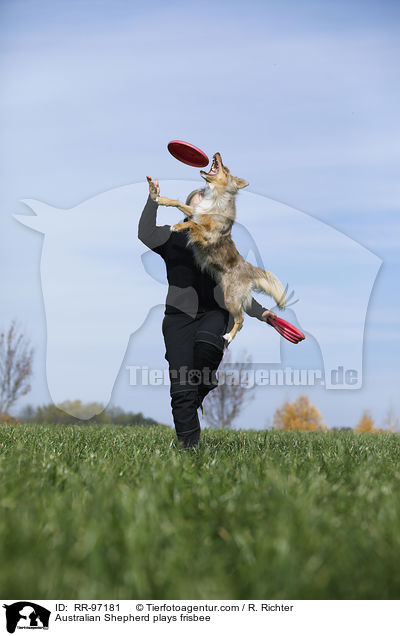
[1,424,400,599]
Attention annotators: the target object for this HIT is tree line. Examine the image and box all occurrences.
[1,321,397,432]
[16,401,163,427]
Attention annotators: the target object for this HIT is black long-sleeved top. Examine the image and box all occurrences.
[138,195,267,321]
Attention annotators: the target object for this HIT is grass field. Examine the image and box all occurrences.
[1,423,400,599]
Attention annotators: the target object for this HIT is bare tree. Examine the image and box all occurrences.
[383,403,400,432]
[202,349,255,429]
[0,321,34,416]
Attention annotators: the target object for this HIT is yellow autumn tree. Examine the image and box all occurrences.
[273,395,325,431]
[355,410,376,433]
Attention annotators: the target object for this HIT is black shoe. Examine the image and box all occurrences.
[176,426,200,449]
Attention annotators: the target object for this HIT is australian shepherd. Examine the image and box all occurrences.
[152,152,286,343]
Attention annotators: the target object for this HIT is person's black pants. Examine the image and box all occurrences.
[162,309,229,447]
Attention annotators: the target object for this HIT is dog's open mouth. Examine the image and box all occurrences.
[200,153,223,180]
[205,154,220,176]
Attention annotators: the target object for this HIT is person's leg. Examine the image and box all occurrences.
[162,313,201,448]
[193,310,230,409]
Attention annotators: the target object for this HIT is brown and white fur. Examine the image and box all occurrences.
[156,152,286,343]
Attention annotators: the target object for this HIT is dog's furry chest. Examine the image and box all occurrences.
[186,213,239,279]
[191,242,223,279]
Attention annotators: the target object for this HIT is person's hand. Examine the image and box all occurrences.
[262,309,277,323]
[146,176,160,202]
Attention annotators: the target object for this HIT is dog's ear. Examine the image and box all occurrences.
[233,177,249,189]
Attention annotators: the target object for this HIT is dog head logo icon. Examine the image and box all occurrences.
[2,602,51,633]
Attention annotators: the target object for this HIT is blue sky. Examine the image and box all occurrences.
[1,0,399,429]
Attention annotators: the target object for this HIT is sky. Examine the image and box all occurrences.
[0,0,399,429]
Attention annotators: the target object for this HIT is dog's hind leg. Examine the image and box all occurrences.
[222,296,244,344]
[223,313,244,344]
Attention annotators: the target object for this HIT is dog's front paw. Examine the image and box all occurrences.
[170,224,179,232]
[222,333,232,344]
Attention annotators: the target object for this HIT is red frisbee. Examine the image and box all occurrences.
[167,140,209,168]
[267,315,305,344]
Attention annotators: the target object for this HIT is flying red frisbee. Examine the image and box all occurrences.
[267,315,305,344]
[167,140,209,168]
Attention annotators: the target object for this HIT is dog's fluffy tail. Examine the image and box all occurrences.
[253,268,286,309]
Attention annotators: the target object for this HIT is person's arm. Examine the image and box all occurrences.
[138,177,171,254]
[245,297,276,323]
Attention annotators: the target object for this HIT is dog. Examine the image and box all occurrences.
[155,152,286,343]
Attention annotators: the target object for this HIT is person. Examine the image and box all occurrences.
[138,178,276,448]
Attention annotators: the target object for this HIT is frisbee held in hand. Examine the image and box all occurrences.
[267,315,305,344]
[167,140,209,168]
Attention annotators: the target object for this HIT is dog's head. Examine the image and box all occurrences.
[200,153,249,194]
